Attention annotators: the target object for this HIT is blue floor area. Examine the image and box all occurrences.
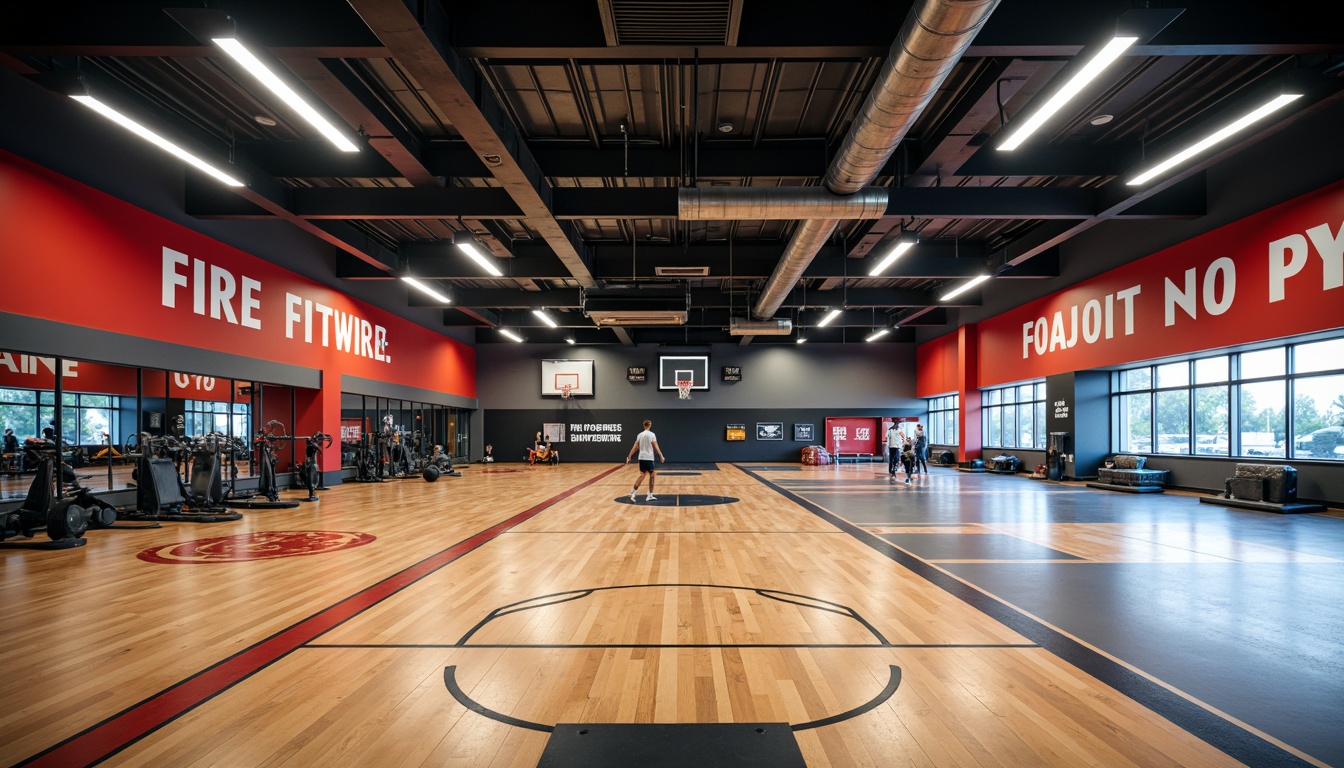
[775,467,1344,767]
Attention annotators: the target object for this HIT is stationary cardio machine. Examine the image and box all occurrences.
[296,432,332,502]
[0,440,116,548]
[222,421,302,510]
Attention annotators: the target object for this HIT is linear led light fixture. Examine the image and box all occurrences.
[997,36,1137,151]
[865,328,890,342]
[498,328,524,342]
[532,310,559,328]
[795,337,807,344]
[211,37,359,152]
[401,276,451,303]
[816,308,843,327]
[868,234,918,276]
[941,274,990,301]
[565,337,576,345]
[1127,94,1303,186]
[71,95,245,187]
[453,231,504,277]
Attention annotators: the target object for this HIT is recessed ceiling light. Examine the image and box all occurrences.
[716,121,734,133]
[1089,114,1114,126]
[253,114,277,127]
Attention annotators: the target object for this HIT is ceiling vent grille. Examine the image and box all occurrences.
[654,266,711,277]
[610,1,732,45]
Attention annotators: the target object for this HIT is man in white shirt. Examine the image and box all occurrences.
[885,419,903,480]
[625,419,666,502]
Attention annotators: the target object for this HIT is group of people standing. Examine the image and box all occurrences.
[886,421,928,484]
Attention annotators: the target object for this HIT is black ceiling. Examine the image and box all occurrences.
[4,0,1341,345]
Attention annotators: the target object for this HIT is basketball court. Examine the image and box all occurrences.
[5,461,1336,766]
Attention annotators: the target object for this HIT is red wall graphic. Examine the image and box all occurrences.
[0,150,475,398]
[974,179,1344,387]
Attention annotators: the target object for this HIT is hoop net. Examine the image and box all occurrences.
[558,384,574,399]
[676,380,693,400]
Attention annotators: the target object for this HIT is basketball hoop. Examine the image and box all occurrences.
[676,380,693,400]
[558,384,574,399]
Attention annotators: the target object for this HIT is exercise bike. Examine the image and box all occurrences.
[123,435,241,523]
[0,440,114,548]
[352,433,382,483]
[296,432,332,502]
[222,421,301,510]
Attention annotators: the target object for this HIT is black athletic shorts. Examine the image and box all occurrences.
[639,459,655,472]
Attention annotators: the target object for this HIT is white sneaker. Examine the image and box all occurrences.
[629,491,637,502]
[645,494,656,501]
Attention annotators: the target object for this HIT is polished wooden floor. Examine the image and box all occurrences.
[1,462,1338,766]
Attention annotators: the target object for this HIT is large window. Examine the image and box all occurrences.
[1113,335,1344,461]
[982,381,1046,450]
[928,394,959,446]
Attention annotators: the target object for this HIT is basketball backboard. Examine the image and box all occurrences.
[658,355,709,390]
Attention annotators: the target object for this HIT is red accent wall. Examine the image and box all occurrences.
[0,149,476,472]
[0,149,475,397]
[976,179,1344,388]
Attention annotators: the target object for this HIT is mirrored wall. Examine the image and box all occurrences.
[0,350,315,501]
[339,392,466,470]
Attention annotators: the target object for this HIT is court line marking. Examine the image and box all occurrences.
[13,465,624,768]
[737,464,1327,768]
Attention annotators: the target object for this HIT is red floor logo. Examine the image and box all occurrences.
[137,531,376,564]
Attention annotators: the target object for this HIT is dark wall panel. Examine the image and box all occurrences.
[487,407,920,463]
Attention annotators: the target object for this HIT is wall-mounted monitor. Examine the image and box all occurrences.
[658,355,709,390]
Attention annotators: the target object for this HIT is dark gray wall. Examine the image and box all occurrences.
[0,67,473,347]
[479,341,923,462]
[477,342,920,410]
[488,407,918,463]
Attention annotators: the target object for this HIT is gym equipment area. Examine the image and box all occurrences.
[4,1,1344,763]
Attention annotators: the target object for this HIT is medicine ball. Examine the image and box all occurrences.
[423,465,440,482]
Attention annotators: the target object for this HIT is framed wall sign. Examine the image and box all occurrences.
[627,366,647,382]
[756,423,784,441]
[794,423,815,441]
[725,424,747,441]
[722,366,742,382]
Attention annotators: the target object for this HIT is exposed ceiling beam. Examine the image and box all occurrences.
[186,183,1200,221]
[345,0,597,286]
[412,287,980,311]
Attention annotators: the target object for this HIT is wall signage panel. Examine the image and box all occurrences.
[0,150,475,398]
[975,179,1344,387]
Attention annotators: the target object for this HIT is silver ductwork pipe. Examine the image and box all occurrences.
[679,187,888,221]
[752,0,1000,320]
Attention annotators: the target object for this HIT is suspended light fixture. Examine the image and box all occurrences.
[816,308,843,327]
[997,36,1138,151]
[868,232,918,276]
[454,231,504,276]
[211,37,360,152]
[865,328,890,342]
[498,328,524,342]
[941,274,991,301]
[401,277,451,303]
[565,337,576,345]
[532,310,559,328]
[1127,94,1303,186]
[70,95,245,187]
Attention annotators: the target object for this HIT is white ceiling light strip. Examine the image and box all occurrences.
[212,37,360,153]
[997,36,1138,152]
[865,328,890,342]
[867,240,917,276]
[815,308,843,327]
[941,274,990,301]
[532,310,559,328]
[1127,94,1303,186]
[498,328,524,342]
[71,96,245,186]
[454,235,504,276]
[401,277,451,303]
